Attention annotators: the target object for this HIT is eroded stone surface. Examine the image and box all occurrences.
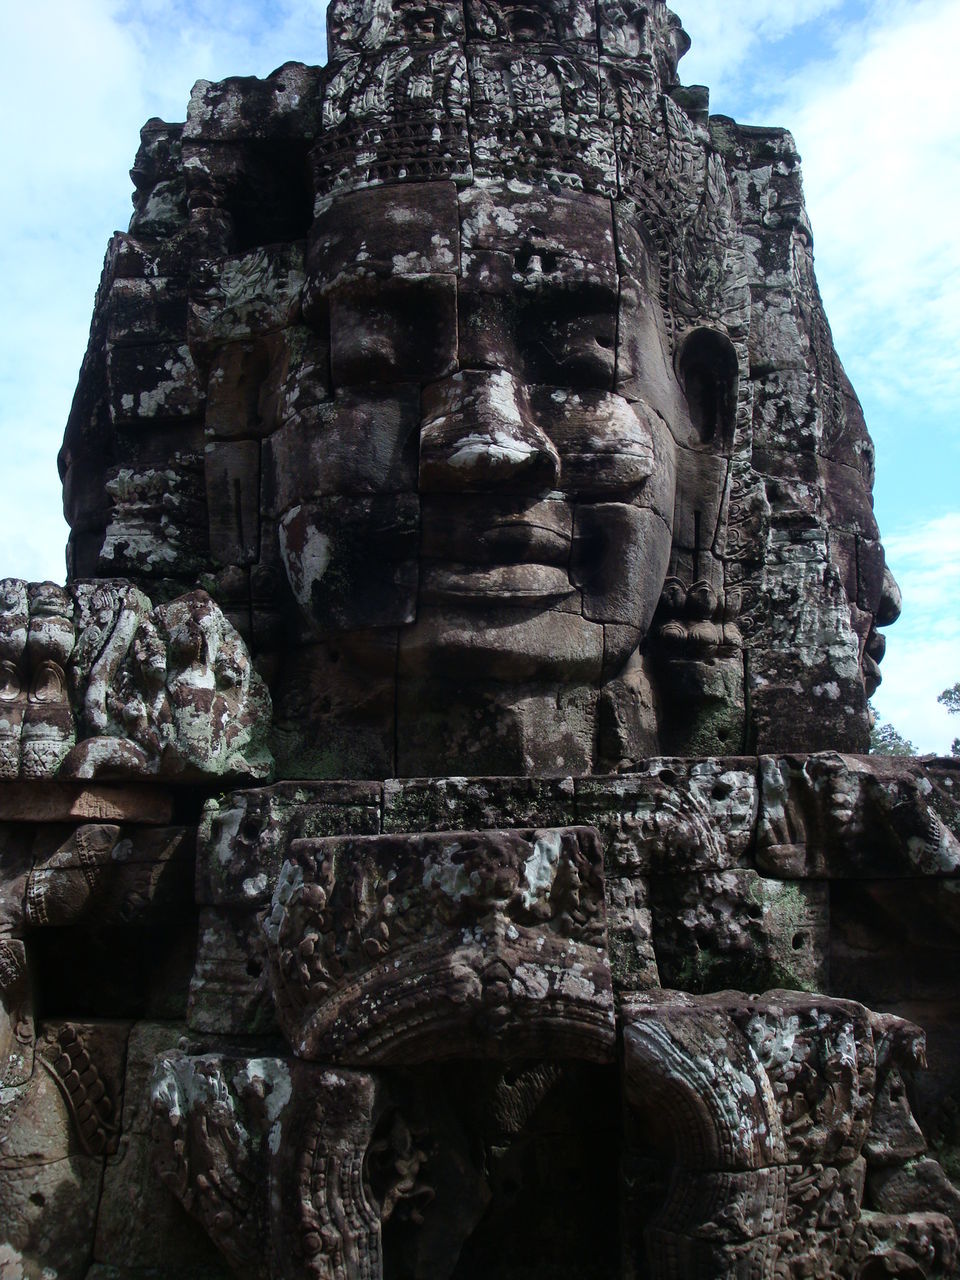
[55,0,903,775]
[3,0,958,1275]
[261,826,614,1063]
[0,580,272,782]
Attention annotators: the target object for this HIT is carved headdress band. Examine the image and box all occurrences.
[314,0,694,203]
[306,0,745,339]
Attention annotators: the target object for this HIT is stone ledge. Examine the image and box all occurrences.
[0,781,174,825]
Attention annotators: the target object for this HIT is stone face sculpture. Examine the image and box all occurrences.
[57,0,900,778]
[3,2,958,1278]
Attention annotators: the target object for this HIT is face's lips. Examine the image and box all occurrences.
[420,496,573,567]
[421,563,575,605]
[420,496,576,603]
[448,521,571,567]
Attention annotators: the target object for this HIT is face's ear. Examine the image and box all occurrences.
[677,328,739,448]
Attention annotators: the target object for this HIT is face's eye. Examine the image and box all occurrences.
[517,281,619,391]
[329,276,458,386]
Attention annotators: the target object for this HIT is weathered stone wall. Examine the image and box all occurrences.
[2,1,953,1277]
[57,0,899,777]
[3,755,960,1276]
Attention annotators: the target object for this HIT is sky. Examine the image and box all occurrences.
[0,0,957,752]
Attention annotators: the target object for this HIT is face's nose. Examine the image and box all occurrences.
[861,562,902,698]
[419,371,561,493]
[876,563,902,627]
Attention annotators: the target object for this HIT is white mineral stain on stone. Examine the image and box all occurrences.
[556,968,596,1000]
[242,873,268,898]
[138,376,185,416]
[263,860,303,946]
[934,824,960,873]
[212,808,243,864]
[423,846,481,901]
[279,508,332,607]
[512,963,549,999]
[481,370,525,424]
[0,1245,28,1274]
[521,831,562,908]
[392,250,426,273]
[490,205,521,235]
[235,1058,291,1153]
[448,434,536,469]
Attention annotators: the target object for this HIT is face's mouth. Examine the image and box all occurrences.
[421,563,574,605]
[419,497,574,605]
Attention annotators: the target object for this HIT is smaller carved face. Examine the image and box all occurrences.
[465,0,597,43]
[328,0,465,52]
[598,1,691,81]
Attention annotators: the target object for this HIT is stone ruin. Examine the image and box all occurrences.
[2,1,959,1276]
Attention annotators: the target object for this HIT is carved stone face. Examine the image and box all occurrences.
[277,181,696,704]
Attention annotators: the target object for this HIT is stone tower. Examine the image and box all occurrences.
[2,2,959,1276]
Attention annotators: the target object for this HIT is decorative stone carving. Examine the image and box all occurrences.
[0,581,272,781]
[758,751,960,879]
[621,992,960,1277]
[147,989,955,1280]
[55,0,906,772]
[261,826,614,1062]
[0,1020,129,1280]
[152,1053,386,1280]
[4,0,960,1276]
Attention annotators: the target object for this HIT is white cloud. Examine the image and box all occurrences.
[677,0,845,95]
[872,512,960,754]
[763,0,960,407]
[678,0,960,415]
[0,0,328,584]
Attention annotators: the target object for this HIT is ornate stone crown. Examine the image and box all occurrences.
[314,0,695,209]
[303,0,744,371]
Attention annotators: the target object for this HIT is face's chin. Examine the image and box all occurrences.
[398,602,606,684]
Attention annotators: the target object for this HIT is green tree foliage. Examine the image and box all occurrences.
[938,682,960,757]
[869,711,918,757]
